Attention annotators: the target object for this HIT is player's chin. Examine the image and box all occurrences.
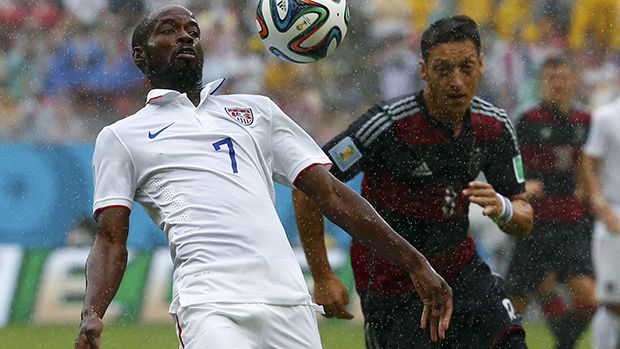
[447,97,472,112]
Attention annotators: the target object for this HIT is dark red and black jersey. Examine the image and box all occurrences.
[516,104,591,222]
[323,91,525,295]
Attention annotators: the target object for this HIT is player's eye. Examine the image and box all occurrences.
[436,66,449,75]
[461,64,474,73]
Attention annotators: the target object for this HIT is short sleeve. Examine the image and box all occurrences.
[483,121,526,196]
[268,100,331,187]
[321,103,388,182]
[92,127,136,217]
[584,109,607,158]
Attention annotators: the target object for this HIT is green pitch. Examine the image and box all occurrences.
[0,320,590,348]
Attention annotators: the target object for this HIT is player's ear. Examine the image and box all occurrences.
[478,52,484,75]
[419,59,428,81]
[133,46,146,69]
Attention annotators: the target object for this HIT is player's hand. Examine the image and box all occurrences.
[525,180,545,201]
[592,194,620,234]
[74,315,103,349]
[463,181,502,218]
[313,272,354,319]
[410,264,453,342]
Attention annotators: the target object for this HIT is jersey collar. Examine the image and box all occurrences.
[145,78,226,105]
[415,90,473,140]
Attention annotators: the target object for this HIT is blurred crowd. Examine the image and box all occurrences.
[1,0,620,143]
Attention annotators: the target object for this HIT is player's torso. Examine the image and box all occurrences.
[518,106,590,221]
[359,96,506,223]
[109,93,292,259]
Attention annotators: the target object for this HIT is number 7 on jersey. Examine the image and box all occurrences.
[213,137,238,173]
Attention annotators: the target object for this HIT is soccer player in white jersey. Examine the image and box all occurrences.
[73,5,452,349]
[582,96,620,349]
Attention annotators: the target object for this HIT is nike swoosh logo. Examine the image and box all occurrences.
[148,122,175,139]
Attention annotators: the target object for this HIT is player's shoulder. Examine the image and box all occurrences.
[592,98,620,120]
[102,104,152,134]
[469,96,511,123]
[518,103,549,122]
[212,93,274,110]
[381,93,421,120]
[569,104,591,123]
[469,97,517,141]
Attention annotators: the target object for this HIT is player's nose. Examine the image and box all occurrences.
[177,30,194,43]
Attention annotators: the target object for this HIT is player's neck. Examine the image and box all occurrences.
[425,101,465,136]
[543,100,571,117]
[150,82,202,106]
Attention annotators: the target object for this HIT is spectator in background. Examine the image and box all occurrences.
[568,0,620,52]
[582,96,620,349]
[375,30,420,100]
[505,55,597,349]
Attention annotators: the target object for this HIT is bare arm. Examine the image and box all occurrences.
[463,181,533,238]
[294,165,452,341]
[292,188,353,319]
[74,207,131,349]
[582,153,620,233]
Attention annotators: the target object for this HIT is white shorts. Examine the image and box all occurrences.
[593,219,620,304]
[173,303,324,349]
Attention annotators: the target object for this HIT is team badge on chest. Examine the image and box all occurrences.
[225,107,254,126]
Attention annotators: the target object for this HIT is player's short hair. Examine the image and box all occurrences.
[132,5,190,49]
[420,15,481,62]
[539,54,575,74]
[131,13,155,49]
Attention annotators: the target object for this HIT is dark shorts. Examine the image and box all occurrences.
[359,253,525,349]
[505,219,594,297]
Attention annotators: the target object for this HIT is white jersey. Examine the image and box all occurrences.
[91,79,331,313]
[584,97,620,205]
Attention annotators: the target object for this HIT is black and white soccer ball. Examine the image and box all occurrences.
[256,0,349,63]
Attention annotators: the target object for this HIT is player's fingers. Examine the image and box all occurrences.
[337,309,355,319]
[420,303,430,329]
[333,304,354,319]
[438,300,451,340]
[324,303,354,319]
[441,296,453,331]
[430,303,442,342]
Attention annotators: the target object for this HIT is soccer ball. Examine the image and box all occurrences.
[256,0,349,63]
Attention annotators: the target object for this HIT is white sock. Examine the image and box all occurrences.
[592,306,619,349]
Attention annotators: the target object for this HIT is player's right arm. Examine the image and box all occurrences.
[74,206,130,349]
[292,188,353,319]
[295,165,453,342]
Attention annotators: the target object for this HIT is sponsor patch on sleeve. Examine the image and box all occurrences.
[513,155,525,183]
[328,136,363,172]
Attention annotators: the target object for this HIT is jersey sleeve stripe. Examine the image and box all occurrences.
[355,95,420,147]
[93,205,132,222]
[292,162,333,186]
[471,97,520,151]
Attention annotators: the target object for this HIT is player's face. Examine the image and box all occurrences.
[539,65,576,107]
[140,6,204,88]
[420,40,483,119]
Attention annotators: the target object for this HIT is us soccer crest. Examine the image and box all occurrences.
[225,107,254,126]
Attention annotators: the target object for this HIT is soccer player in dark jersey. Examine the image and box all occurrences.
[505,55,597,349]
[293,15,533,348]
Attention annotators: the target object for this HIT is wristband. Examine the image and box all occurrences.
[493,193,513,224]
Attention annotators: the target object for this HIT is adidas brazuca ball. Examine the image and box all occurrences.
[256,0,349,63]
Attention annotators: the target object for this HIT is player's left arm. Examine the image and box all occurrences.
[463,182,532,237]
[465,119,533,237]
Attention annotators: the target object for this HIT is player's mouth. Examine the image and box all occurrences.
[447,93,467,103]
[175,47,196,59]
